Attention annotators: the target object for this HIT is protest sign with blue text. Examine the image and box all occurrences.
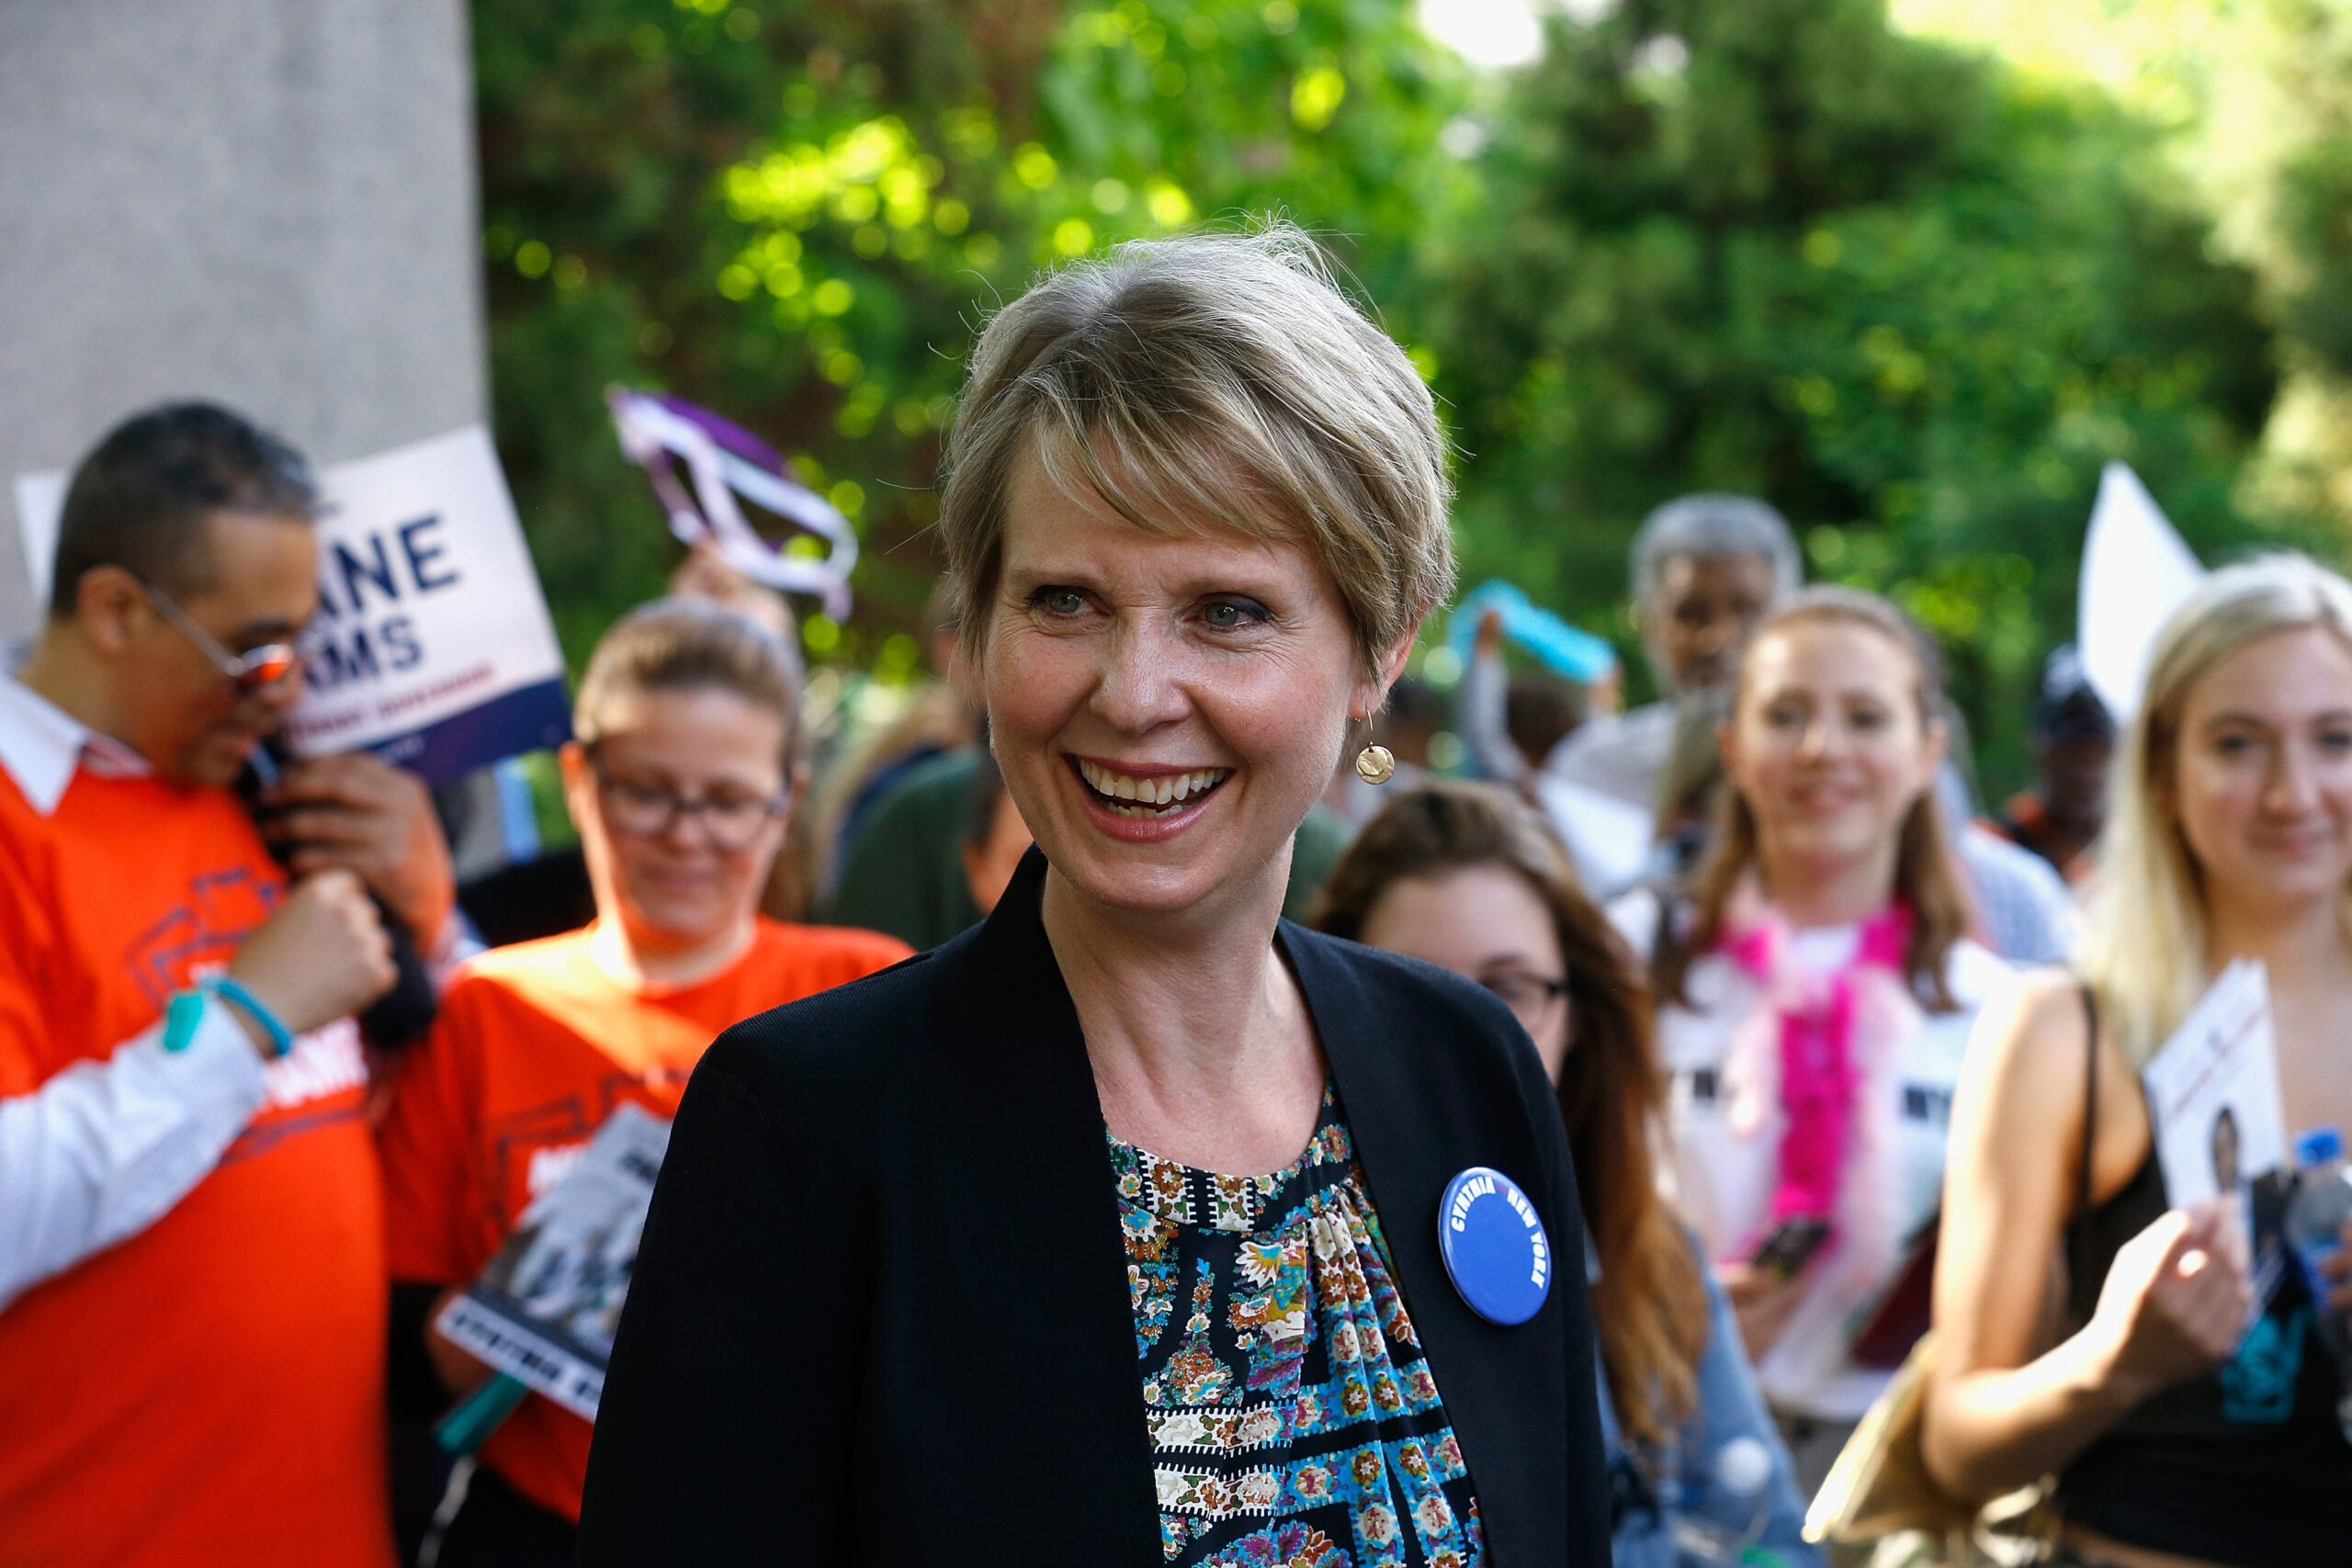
[15,425,569,785]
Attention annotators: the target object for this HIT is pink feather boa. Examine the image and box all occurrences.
[1714,886,1917,1306]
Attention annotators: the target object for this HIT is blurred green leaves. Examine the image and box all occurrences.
[474,0,2308,792]
[475,0,1464,675]
[1425,0,2287,784]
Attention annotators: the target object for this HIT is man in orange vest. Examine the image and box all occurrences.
[0,401,459,1568]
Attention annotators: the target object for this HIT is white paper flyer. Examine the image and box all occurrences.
[2143,958,2290,1211]
[433,1102,672,1421]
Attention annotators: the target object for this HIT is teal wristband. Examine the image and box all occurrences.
[160,990,209,1055]
[204,976,296,1059]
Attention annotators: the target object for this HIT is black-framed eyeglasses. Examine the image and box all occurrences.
[1479,971,1569,1024]
[136,579,303,696]
[590,760,789,852]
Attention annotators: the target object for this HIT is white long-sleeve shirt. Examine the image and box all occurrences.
[1459,645,1657,897]
[0,1000,267,1311]
[1456,641,1532,786]
[0,672,480,1315]
[0,677,275,1310]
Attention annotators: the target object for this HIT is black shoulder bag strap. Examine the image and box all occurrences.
[2064,981,2102,1305]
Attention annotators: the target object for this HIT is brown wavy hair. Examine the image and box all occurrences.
[1313,782,1706,1453]
[1656,585,1971,1012]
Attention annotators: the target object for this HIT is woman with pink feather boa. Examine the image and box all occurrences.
[1609,586,2017,1492]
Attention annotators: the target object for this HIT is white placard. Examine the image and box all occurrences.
[2078,461,2206,725]
[15,425,569,784]
[10,470,64,614]
[2143,958,2290,1211]
[435,1102,672,1421]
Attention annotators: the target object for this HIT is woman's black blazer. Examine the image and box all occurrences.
[580,850,1611,1565]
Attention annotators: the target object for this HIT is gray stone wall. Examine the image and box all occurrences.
[0,0,485,637]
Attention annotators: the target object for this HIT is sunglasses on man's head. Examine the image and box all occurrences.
[136,580,304,696]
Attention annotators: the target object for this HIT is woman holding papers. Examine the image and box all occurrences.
[580,229,1614,1566]
[1924,555,2352,1566]
[375,599,910,1566]
[1608,587,2015,1488]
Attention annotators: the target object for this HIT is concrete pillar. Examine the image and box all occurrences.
[0,0,485,638]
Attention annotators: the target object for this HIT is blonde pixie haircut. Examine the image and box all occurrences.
[2079,553,2352,1062]
[574,597,804,768]
[938,224,1456,672]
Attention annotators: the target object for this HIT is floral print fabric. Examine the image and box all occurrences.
[1112,1089,1485,1568]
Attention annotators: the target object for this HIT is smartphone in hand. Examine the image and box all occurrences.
[1751,1214,1832,1280]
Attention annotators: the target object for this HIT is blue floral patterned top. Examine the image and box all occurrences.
[1111,1088,1486,1568]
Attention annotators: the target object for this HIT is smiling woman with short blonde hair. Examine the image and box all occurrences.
[581,227,1613,1568]
[938,226,1454,676]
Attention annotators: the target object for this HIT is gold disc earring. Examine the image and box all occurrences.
[1354,741,1396,785]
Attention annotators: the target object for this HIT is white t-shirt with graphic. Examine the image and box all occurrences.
[1611,887,2018,1419]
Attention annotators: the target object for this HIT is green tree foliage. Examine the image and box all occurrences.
[475,0,2299,792]
[474,0,1461,671]
[475,0,1060,662]
[1426,0,2282,782]
[2278,133,2352,380]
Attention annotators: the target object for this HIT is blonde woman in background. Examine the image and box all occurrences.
[1925,555,2352,1566]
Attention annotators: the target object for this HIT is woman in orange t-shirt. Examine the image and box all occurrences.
[376,599,910,1565]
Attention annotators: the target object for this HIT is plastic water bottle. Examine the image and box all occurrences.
[1669,1436,1791,1565]
[2285,1126,2352,1442]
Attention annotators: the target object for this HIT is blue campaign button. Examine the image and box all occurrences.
[1438,1166,1553,1326]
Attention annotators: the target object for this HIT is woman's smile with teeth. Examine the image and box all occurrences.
[1074,758,1232,817]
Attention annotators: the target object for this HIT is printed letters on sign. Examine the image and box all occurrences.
[14,426,570,784]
